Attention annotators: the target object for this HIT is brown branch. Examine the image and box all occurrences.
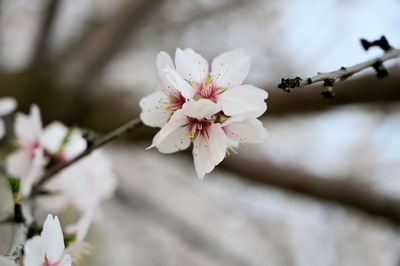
[30,0,62,67]
[221,157,400,225]
[277,45,400,95]
[31,118,143,195]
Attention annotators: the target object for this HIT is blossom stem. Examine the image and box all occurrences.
[31,118,143,195]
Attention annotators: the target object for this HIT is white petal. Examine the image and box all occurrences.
[22,148,45,197]
[164,66,195,99]
[0,97,17,116]
[223,118,268,144]
[206,124,228,166]
[219,85,268,117]
[182,99,222,120]
[58,254,72,266]
[24,236,45,266]
[156,51,175,88]
[175,48,208,83]
[0,119,4,140]
[156,126,191,153]
[211,49,251,88]
[41,122,86,159]
[192,136,213,179]
[192,124,227,179]
[139,91,173,128]
[148,109,187,149]
[15,104,42,145]
[41,121,68,154]
[6,148,45,197]
[41,214,65,263]
[6,150,33,179]
[63,129,87,159]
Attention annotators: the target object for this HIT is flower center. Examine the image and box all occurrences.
[28,141,40,160]
[192,74,225,102]
[166,89,185,112]
[186,118,212,139]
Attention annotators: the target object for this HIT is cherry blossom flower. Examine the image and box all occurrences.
[6,105,87,196]
[142,49,269,178]
[24,214,72,266]
[149,99,229,178]
[6,105,44,196]
[0,97,17,139]
[140,49,268,128]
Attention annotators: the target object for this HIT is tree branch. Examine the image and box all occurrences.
[30,0,62,67]
[31,118,143,195]
[277,41,400,96]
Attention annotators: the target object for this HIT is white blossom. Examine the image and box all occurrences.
[149,99,227,178]
[142,49,268,178]
[6,105,87,196]
[140,49,268,128]
[24,214,72,266]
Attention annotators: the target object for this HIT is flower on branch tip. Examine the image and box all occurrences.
[141,48,268,178]
[24,214,72,266]
[0,97,17,140]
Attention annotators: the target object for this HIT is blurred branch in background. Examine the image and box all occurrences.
[60,0,164,90]
[29,0,62,68]
[116,188,252,266]
[222,157,400,225]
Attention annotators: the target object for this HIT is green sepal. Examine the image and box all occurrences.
[8,177,21,203]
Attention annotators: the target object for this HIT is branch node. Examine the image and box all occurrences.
[277,77,302,92]
[372,60,389,79]
[321,79,335,99]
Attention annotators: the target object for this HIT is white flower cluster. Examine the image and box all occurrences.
[1,102,117,265]
[140,49,268,178]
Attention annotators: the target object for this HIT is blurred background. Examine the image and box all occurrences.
[1,0,400,265]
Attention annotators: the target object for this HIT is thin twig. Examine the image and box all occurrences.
[277,47,400,93]
[31,118,143,195]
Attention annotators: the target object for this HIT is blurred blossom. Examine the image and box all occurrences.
[24,214,72,266]
[6,105,87,196]
[142,49,268,178]
[42,150,117,215]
